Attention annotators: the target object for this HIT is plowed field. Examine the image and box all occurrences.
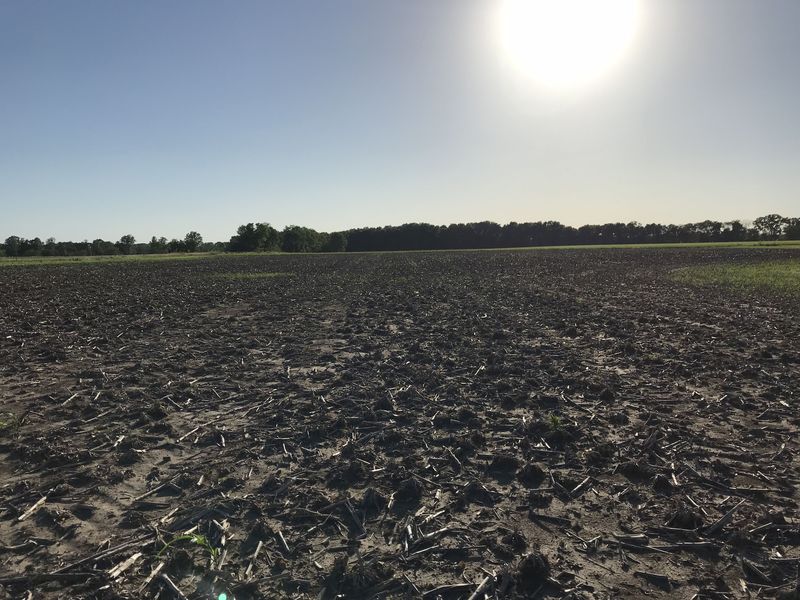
[1,248,799,599]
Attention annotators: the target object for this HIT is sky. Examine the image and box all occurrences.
[1,0,798,242]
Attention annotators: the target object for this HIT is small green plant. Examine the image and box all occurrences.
[0,413,20,433]
[548,414,562,431]
[157,533,219,560]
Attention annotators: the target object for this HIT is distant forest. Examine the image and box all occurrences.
[2,214,798,257]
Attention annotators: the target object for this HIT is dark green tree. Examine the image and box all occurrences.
[785,218,800,240]
[323,231,348,252]
[23,237,44,256]
[722,220,747,242]
[92,239,119,255]
[184,231,203,252]
[753,214,786,240]
[4,236,21,257]
[281,225,324,252]
[167,238,187,252]
[149,236,168,253]
[229,223,280,252]
[117,234,136,255]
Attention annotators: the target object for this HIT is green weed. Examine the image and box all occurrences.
[0,413,20,433]
[157,533,219,560]
[548,414,562,431]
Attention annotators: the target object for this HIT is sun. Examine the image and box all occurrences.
[496,0,642,90]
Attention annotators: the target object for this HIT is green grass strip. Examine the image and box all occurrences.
[673,259,800,294]
[1,240,798,267]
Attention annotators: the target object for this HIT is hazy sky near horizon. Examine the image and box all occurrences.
[1,0,798,242]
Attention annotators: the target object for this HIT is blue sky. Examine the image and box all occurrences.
[1,0,798,242]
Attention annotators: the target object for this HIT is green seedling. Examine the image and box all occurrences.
[157,533,219,560]
[548,414,562,431]
[0,414,20,433]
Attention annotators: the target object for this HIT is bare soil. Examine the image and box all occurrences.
[1,248,799,599]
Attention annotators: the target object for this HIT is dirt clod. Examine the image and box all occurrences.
[516,550,551,591]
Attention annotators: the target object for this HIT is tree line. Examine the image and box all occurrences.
[340,214,800,252]
[227,223,346,253]
[228,215,799,253]
[0,231,224,257]
[2,214,798,257]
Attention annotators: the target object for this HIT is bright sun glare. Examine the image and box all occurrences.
[497,0,642,90]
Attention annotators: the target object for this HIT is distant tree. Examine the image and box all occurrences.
[184,231,203,252]
[785,218,800,240]
[149,236,168,253]
[753,214,786,240]
[695,220,724,242]
[203,241,227,252]
[642,223,666,243]
[117,234,136,254]
[722,220,747,242]
[471,221,503,248]
[4,236,21,257]
[282,226,324,252]
[229,224,256,252]
[596,222,623,244]
[167,238,187,253]
[22,237,44,256]
[323,231,348,252]
[576,224,600,245]
[229,222,280,252]
[41,237,56,257]
[92,239,119,255]
[260,223,280,251]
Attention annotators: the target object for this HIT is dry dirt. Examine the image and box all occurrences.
[1,248,799,599]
